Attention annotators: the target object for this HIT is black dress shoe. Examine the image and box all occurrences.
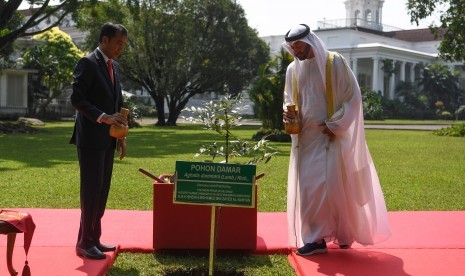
[97,243,116,252]
[76,246,106,260]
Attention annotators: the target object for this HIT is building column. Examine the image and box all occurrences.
[0,74,6,107]
[372,57,380,92]
[351,58,358,81]
[389,72,396,99]
[410,63,415,83]
[400,61,406,82]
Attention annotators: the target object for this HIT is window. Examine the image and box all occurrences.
[366,9,372,22]
[7,74,25,107]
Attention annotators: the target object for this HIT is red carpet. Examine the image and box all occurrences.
[289,211,465,276]
[1,209,464,275]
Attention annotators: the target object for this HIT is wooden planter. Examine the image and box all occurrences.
[153,175,257,250]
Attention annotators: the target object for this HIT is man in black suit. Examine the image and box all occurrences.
[70,22,128,260]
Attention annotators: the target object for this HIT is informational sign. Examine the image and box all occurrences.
[174,161,256,208]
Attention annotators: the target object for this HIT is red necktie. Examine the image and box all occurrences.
[107,59,114,86]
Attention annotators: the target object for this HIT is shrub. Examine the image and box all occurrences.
[433,123,465,137]
[252,128,291,142]
[361,87,384,120]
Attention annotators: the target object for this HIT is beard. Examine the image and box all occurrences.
[295,44,311,60]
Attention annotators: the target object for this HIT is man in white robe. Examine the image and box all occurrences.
[282,24,391,256]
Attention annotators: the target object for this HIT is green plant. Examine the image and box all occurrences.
[418,63,463,113]
[361,87,384,120]
[433,123,465,137]
[455,105,465,120]
[183,93,278,164]
[22,27,84,116]
[249,48,292,130]
[122,94,141,128]
[252,128,291,142]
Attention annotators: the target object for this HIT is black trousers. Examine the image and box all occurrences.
[76,146,115,249]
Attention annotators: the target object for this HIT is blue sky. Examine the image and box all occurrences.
[236,0,444,36]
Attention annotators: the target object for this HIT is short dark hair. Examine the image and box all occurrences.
[99,22,128,43]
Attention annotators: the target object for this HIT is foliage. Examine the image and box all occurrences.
[252,128,291,142]
[75,0,269,126]
[361,87,384,120]
[122,94,141,128]
[396,81,429,110]
[434,100,453,119]
[0,4,22,68]
[407,0,465,62]
[381,59,398,94]
[385,64,464,120]
[417,63,464,115]
[22,27,84,116]
[381,59,397,77]
[183,93,278,164]
[433,123,465,137]
[249,48,292,130]
[0,0,81,66]
[455,105,465,120]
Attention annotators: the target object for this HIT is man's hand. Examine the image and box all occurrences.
[319,123,336,142]
[283,110,296,123]
[102,112,128,127]
[116,138,127,160]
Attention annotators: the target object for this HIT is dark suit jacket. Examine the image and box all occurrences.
[70,49,123,150]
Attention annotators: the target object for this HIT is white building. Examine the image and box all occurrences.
[262,0,465,100]
[0,36,38,117]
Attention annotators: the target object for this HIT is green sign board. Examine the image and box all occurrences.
[174,161,257,208]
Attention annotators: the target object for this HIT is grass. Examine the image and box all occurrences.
[109,253,295,276]
[364,119,464,125]
[1,121,464,275]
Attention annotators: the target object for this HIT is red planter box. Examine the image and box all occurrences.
[153,177,257,250]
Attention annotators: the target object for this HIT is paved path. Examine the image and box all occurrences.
[364,124,448,130]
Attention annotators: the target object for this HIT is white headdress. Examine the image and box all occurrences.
[282,24,329,89]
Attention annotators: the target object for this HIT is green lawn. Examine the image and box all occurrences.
[1,121,464,275]
[365,119,464,125]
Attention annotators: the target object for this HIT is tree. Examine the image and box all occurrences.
[22,27,84,115]
[417,63,463,114]
[75,0,269,126]
[407,0,465,62]
[249,48,292,130]
[0,0,81,67]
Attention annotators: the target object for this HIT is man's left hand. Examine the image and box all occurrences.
[116,139,126,160]
[319,123,335,142]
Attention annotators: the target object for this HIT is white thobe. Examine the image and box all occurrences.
[285,54,391,248]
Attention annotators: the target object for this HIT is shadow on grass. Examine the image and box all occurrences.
[0,123,277,170]
[0,124,209,168]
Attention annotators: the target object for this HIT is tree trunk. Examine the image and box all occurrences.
[153,95,166,126]
[166,107,181,126]
[166,92,194,126]
[166,101,183,126]
[38,97,53,117]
